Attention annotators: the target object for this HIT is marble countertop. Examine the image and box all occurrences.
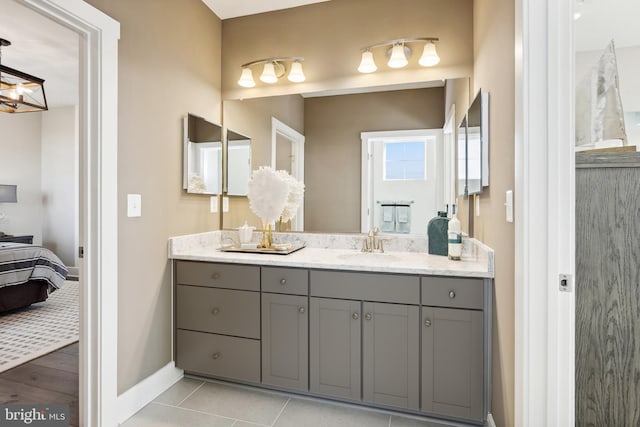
[169,231,494,278]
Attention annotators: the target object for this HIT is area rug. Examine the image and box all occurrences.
[0,280,79,373]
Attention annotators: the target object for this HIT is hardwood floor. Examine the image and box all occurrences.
[0,342,79,426]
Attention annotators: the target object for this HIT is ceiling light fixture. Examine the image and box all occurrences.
[237,57,305,87]
[0,38,48,113]
[358,37,440,74]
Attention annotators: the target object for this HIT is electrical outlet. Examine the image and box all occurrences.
[210,196,218,213]
[223,197,229,212]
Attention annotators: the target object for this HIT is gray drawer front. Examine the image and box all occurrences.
[176,329,260,383]
[177,286,260,338]
[310,270,419,304]
[176,261,259,291]
[421,277,484,310]
[262,267,309,295]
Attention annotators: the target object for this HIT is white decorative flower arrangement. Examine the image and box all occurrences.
[247,166,305,248]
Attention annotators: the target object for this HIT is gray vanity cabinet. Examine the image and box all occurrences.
[309,270,421,410]
[174,261,261,384]
[309,297,362,401]
[421,277,485,422]
[261,267,309,391]
[362,302,420,410]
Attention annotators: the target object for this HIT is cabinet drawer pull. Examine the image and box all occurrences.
[424,319,432,327]
[365,313,372,321]
[299,306,306,314]
[280,278,287,285]
[352,312,359,320]
[212,352,221,360]
[211,272,221,280]
[448,290,456,299]
[211,307,220,315]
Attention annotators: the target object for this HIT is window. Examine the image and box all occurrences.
[383,141,426,180]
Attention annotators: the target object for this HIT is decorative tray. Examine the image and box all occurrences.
[218,244,305,255]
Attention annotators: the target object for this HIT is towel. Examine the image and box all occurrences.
[382,206,394,222]
[397,206,409,223]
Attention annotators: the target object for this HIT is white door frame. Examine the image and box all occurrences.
[17,1,120,426]
[515,0,575,426]
[271,117,305,231]
[443,105,456,209]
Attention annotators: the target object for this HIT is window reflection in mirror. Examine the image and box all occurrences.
[183,113,222,195]
[226,129,251,196]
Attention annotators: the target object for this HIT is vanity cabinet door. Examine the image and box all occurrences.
[261,293,308,391]
[362,302,420,411]
[421,306,483,422]
[309,297,361,401]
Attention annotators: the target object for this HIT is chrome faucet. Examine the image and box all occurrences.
[362,227,389,253]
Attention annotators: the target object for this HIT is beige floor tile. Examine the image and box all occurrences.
[153,378,204,406]
[179,381,289,425]
[120,402,234,427]
[272,398,390,427]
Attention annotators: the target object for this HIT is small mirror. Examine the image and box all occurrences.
[457,116,468,196]
[466,90,489,194]
[183,113,222,195]
[226,129,251,196]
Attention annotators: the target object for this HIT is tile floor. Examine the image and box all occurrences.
[121,378,469,427]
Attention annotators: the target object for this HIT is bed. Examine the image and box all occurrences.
[0,242,68,312]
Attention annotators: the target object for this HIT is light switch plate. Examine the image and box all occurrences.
[210,196,218,213]
[505,190,513,223]
[127,194,141,217]
[222,196,229,213]
[475,195,480,216]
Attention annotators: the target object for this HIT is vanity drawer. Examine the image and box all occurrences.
[176,329,260,383]
[421,277,484,310]
[176,285,260,338]
[262,267,308,295]
[310,270,419,304]
[176,260,259,291]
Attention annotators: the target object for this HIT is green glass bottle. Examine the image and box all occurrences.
[427,209,449,256]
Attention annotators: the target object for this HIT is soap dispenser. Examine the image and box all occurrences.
[447,204,462,260]
[427,208,449,256]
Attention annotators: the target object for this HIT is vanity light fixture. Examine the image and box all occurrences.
[237,57,305,87]
[0,39,48,113]
[358,37,440,74]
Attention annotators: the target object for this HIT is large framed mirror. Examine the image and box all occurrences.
[226,129,251,196]
[221,80,466,235]
[183,113,223,195]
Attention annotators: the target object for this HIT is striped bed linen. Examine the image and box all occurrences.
[0,243,68,293]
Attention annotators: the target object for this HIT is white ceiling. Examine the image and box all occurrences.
[0,0,79,108]
[201,0,330,20]
[575,0,640,52]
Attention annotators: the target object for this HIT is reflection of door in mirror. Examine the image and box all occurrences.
[272,118,305,231]
[361,130,443,234]
[226,129,251,196]
[443,105,457,209]
[457,116,468,197]
[183,113,222,195]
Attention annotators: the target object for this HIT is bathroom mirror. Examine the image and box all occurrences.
[222,79,466,235]
[183,113,223,195]
[466,90,489,194]
[226,129,251,196]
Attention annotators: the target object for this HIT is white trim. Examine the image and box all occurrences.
[16,1,120,426]
[515,0,575,426]
[271,117,305,231]
[487,413,497,427]
[360,129,442,233]
[443,104,456,209]
[117,363,184,424]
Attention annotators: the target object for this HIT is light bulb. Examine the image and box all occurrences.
[419,41,440,67]
[358,50,377,73]
[260,62,278,84]
[388,44,408,68]
[238,67,256,88]
[287,61,305,83]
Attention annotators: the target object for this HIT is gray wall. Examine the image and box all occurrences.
[84,0,223,394]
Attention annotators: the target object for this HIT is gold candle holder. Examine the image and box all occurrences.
[260,222,273,248]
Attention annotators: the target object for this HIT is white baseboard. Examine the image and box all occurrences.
[117,362,184,424]
[487,413,497,427]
